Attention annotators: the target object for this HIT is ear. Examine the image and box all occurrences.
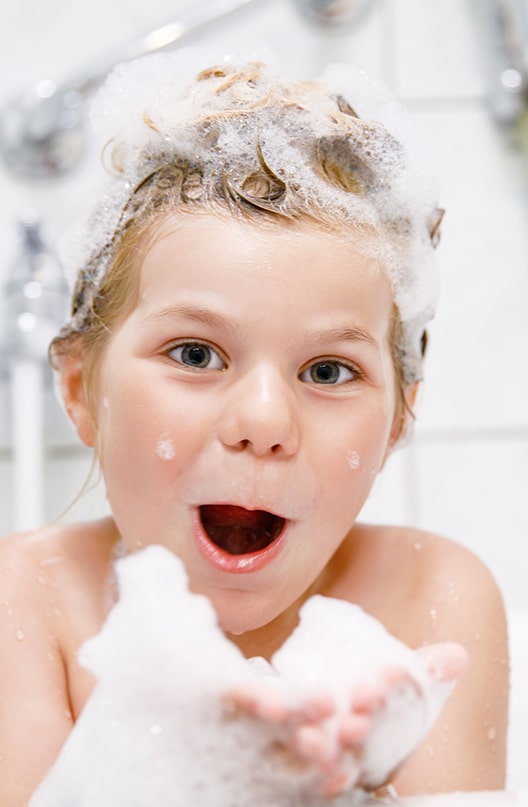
[55,353,96,448]
[380,381,421,469]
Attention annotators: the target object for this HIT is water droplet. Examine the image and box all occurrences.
[474,632,481,642]
[37,574,47,585]
[150,723,163,735]
[65,709,72,720]
[426,744,435,758]
[136,539,144,548]
[47,651,54,662]
[156,435,176,461]
[429,608,438,623]
[413,542,422,550]
[345,449,361,470]
[16,629,24,641]
[487,727,497,740]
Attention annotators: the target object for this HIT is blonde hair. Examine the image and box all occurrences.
[51,58,443,404]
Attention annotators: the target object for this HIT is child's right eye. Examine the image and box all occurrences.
[166,342,226,371]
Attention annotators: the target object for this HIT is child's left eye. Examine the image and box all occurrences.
[299,360,358,385]
[167,342,226,370]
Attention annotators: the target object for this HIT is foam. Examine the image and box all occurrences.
[59,49,442,384]
[29,546,454,807]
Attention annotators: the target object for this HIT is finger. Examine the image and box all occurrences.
[224,687,290,722]
[338,712,371,746]
[320,770,355,797]
[351,681,386,714]
[293,724,328,760]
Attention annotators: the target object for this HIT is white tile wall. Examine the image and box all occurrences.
[1,1,528,781]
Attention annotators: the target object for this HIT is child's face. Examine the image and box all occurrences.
[78,214,400,634]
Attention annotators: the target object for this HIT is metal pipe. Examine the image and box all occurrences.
[0,213,70,530]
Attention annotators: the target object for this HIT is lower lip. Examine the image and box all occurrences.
[192,510,289,574]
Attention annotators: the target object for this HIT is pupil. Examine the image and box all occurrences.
[312,362,338,383]
[183,345,210,367]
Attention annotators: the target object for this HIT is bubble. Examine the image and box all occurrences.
[345,449,361,470]
[29,547,454,807]
[156,435,176,462]
[59,50,441,386]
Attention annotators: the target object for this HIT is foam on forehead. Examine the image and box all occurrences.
[62,49,442,384]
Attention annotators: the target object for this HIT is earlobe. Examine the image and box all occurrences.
[56,353,95,448]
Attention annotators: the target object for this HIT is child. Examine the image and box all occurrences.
[0,52,508,804]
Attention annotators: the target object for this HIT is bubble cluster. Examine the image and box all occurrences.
[29,546,453,807]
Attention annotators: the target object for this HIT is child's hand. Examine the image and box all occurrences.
[224,641,467,798]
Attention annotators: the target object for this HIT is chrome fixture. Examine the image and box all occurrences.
[0,214,70,530]
[469,0,528,127]
[1,213,69,363]
[0,0,265,180]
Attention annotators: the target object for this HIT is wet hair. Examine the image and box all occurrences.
[50,56,443,409]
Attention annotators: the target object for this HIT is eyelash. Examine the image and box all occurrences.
[165,341,226,371]
[165,342,363,386]
[299,359,363,386]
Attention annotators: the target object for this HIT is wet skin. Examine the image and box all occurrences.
[0,214,509,803]
[79,214,401,638]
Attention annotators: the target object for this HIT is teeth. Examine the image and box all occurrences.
[200,506,284,556]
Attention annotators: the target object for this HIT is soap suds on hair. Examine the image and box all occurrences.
[59,49,442,386]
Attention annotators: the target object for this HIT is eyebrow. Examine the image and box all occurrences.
[142,304,233,330]
[310,327,380,350]
[142,305,379,349]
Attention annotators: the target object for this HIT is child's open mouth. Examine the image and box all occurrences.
[199,504,285,555]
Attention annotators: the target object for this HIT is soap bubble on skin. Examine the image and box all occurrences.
[156,434,176,461]
[29,546,456,807]
[345,449,361,471]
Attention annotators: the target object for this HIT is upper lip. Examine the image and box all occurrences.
[195,499,292,521]
[182,454,317,521]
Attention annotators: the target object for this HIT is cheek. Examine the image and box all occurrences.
[316,405,395,501]
[97,373,215,484]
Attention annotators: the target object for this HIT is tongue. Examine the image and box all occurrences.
[199,505,284,555]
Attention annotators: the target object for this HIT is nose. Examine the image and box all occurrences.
[218,364,300,457]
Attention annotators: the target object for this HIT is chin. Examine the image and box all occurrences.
[209,594,277,638]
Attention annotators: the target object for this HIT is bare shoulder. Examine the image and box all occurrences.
[0,517,118,604]
[0,518,119,803]
[333,522,507,649]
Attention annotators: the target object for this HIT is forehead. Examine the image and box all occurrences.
[140,212,390,290]
[133,213,394,347]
